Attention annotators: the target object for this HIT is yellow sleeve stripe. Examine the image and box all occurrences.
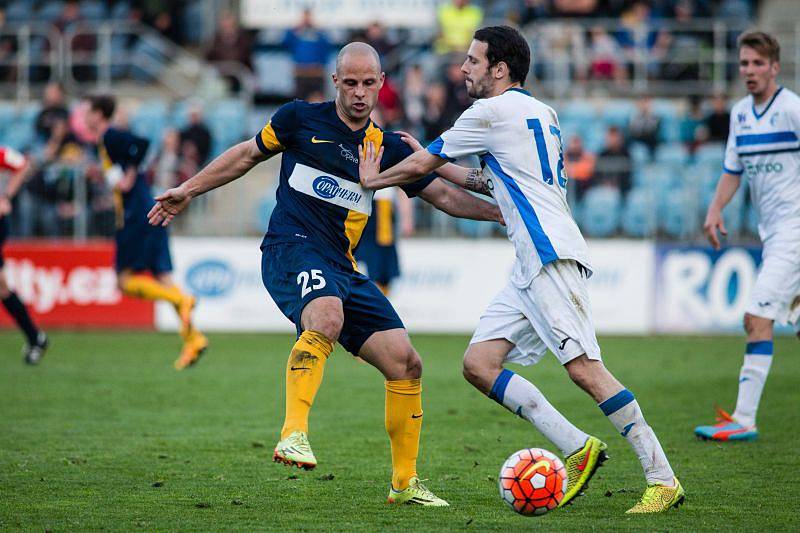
[257,122,285,153]
[363,122,384,153]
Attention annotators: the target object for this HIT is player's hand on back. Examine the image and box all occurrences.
[703,206,727,250]
[358,141,384,190]
[396,131,423,153]
[148,185,191,227]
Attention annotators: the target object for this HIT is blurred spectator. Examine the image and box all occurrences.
[657,0,711,81]
[206,11,253,70]
[180,104,212,166]
[56,0,97,82]
[151,9,181,45]
[377,77,403,129]
[588,26,625,82]
[614,1,669,77]
[435,0,483,55]
[595,126,632,196]
[149,129,182,195]
[352,22,396,60]
[519,0,550,25]
[705,94,729,143]
[0,8,16,82]
[35,82,69,143]
[442,59,471,125]
[282,9,330,100]
[680,95,708,153]
[628,97,661,157]
[402,65,426,135]
[564,136,596,201]
[552,0,598,17]
[422,84,450,143]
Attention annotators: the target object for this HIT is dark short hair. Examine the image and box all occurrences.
[473,25,531,85]
[738,31,780,63]
[89,94,116,119]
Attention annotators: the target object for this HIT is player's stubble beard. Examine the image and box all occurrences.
[466,72,495,100]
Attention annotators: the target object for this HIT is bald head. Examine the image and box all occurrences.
[336,42,381,75]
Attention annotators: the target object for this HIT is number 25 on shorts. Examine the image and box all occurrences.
[297,269,327,297]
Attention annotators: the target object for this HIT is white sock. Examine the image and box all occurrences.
[489,369,588,456]
[732,341,773,428]
[599,389,674,485]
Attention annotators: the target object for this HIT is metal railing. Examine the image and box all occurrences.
[0,21,254,103]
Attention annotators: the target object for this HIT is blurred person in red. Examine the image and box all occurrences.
[0,146,48,364]
[564,135,596,201]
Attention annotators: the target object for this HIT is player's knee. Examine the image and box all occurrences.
[565,357,593,390]
[462,350,494,393]
[310,314,343,342]
[743,313,771,339]
[403,348,422,379]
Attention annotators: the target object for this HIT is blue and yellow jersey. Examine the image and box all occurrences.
[255,100,433,272]
[99,127,151,230]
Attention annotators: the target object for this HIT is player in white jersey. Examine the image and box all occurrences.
[695,32,800,442]
[359,25,683,514]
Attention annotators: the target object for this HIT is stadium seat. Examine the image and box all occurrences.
[579,186,620,237]
[601,101,635,128]
[655,143,688,165]
[660,190,697,238]
[130,100,169,148]
[621,188,657,237]
[694,142,725,166]
[630,141,651,165]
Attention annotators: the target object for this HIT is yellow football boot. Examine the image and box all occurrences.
[626,477,685,514]
[559,436,608,507]
[387,477,449,506]
[174,329,208,370]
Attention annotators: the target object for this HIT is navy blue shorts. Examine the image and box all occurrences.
[0,216,7,268]
[262,242,405,355]
[115,223,173,274]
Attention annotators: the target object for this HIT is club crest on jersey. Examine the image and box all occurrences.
[312,175,363,204]
[770,112,780,126]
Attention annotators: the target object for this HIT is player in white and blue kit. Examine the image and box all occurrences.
[359,25,683,514]
[696,32,800,442]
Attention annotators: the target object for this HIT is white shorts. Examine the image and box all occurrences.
[746,236,800,325]
[470,260,602,366]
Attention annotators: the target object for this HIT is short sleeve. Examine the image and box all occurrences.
[723,112,743,175]
[255,101,298,155]
[427,101,491,161]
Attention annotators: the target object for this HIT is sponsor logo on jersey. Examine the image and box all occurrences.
[186,259,235,297]
[312,175,363,204]
[744,161,784,176]
[737,112,747,124]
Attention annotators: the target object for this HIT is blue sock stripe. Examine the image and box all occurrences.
[488,369,515,403]
[599,389,635,416]
[746,341,773,355]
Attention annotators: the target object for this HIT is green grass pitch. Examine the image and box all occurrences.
[1,332,799,531]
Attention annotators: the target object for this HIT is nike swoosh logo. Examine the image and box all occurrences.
[411,413,423,419]
[290,366,311,371]
[520,460,551,480]
[576,444,592,472]
[621,422,635,437]
[311,136,334,144]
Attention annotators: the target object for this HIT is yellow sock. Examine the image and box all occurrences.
[121,274,185,306]
[385,378,423,491]
[281,330,334,439]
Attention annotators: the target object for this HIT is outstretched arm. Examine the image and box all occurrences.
[148,138,269,226]
[359,141,446,190]
[417,178,503,225]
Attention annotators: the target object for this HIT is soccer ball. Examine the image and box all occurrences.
[498,448,567,516]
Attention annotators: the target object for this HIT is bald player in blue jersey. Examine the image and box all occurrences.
[149,42,502,506]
